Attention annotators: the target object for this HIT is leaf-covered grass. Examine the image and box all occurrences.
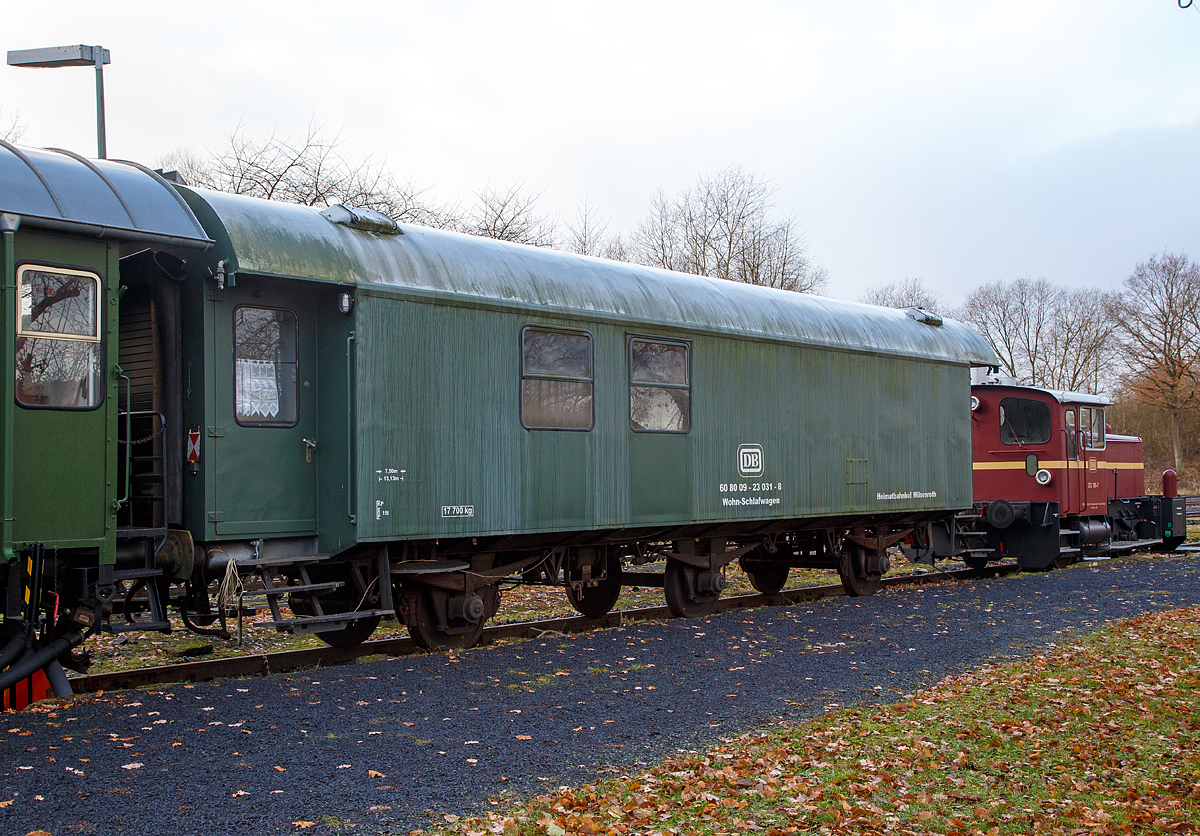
[425,605,1200,836]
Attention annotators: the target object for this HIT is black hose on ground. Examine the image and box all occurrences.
[0,633,24,670]
[0,631,84,694]
[43,659,73,697]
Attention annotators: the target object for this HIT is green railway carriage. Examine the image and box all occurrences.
[1,143,996,684]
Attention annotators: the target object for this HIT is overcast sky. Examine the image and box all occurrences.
[3,1,1199,307]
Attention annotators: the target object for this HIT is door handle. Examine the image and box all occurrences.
[303,438,317,463]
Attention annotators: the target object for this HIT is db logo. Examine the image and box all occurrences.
[738,444,764,477]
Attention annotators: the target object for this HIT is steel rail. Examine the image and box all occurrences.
[67,563,1019,695]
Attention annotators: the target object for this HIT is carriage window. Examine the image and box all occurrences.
[15,265,103,409]
[1065,409,1077,460]
[998,397,1050,445]
[521,327,593,430]
[629,338,691,433]
[234,306,298,427]
[1079,406,1105,450]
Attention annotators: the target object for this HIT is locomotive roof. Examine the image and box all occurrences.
[973,382,1110,406]
[0,143,212,249]
[181,187,998,365]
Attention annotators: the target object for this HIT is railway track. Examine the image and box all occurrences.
[66,562,1019,696]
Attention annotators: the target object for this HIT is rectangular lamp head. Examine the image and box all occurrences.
[7,45,110,68]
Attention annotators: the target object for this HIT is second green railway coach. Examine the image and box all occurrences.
[0,144,996,669]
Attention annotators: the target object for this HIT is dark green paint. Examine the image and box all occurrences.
[9,232,115,560]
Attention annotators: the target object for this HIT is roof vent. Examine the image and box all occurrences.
[320,204,402,235]
[905,306,942,326]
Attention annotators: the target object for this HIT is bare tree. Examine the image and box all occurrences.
[1,107,25,144]
[1107,252,1200,475]
[463,184,557,247]
[958,277,1116,394]
[564,197,610,257]
[631,167,826,293]
[158,121,454,227]
[859,276,942,311]
[600,233,634,263]
[1043,287,1118,393]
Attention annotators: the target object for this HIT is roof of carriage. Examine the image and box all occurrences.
[180,185,998,366]
[0,143,211,248]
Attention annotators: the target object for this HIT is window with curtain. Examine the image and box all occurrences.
[234,306,298,427]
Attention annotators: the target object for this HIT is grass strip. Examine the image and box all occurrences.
[426,605,1200,835]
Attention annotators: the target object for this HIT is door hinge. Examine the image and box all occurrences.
[207,426,224,438]
[208,511,224,523]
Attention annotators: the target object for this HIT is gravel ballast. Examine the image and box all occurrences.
[2,555,1198,836]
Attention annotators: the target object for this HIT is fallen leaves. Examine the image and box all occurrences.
[428,605,1200,836]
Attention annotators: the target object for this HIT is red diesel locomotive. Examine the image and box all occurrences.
[910,378,1188,570]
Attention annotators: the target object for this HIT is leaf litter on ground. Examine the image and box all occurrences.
[421,604,1200,836]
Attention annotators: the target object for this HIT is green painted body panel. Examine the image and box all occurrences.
[351,290,972,542]
[197,276,320,541]
[9,232,115,555]
[173,187,991,554]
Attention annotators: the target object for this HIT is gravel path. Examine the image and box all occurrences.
[2,555,1198,836]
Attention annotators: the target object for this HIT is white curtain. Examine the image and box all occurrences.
[236,358,280,418]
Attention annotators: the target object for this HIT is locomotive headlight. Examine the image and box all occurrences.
[970,395,980,412]
[1035,468,1052,486]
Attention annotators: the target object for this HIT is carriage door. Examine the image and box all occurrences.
[1064,408,1078,514]
[209,285,318,540]
[1077,406,1106,515]
[11,258,111,549]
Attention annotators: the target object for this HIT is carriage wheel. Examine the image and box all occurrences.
[664,559,722,618]
[963,554,989,571]
[837,544,882,596]
[402,587,486,652]
[1053,554,1076,570]
[316,615,382,649]
[739,556,789,595]
[565,575,622,618]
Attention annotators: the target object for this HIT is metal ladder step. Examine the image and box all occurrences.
[235,554,331,569]
[266,608,394,634]
[112,568,167,581]
[241,581,344,599]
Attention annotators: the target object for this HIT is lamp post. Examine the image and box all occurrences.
[6,45,111,159]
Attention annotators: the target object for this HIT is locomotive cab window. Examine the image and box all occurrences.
[1065,409,1077,460]
[15,265,103,409]
[998,396,1050,446]
[521,327,594,430]
[1079,406,1105,450]
[629,337,691,433]
[234,306,298,427]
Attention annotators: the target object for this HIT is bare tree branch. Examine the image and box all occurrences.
[1,107,25,144]
[463,184,557,247]
[1107,251,1200,474]
[957,276,1117,395]
[859,276,942,311]
[157,120,455,228]
[564,197,611,257]
[631,166,827,293]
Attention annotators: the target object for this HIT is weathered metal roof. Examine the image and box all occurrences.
[182,186,999,365]
[0,142,211,249]
[975,381,1111,407]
